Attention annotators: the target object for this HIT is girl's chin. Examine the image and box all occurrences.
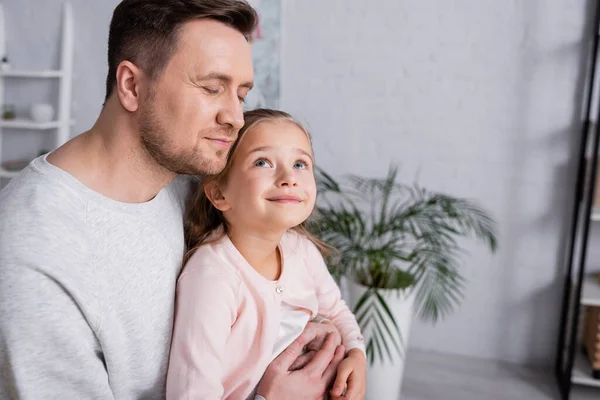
[257,218,308,233]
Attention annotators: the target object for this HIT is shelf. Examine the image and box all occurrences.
[0,70,63,78]
[581,274,600,307]
[572,352,600,388]
[0,167,19,178]
[0,119,74,130]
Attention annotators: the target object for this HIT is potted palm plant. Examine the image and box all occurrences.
[309,166,497,399]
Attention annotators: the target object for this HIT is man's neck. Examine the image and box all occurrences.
[46,101,175,203]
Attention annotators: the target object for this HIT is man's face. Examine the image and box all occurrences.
[139,19,254,175]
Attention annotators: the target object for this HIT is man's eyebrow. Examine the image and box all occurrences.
[197,72,254,90]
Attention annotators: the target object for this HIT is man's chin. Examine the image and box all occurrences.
[199,158,228,175]
[174,156,227,176]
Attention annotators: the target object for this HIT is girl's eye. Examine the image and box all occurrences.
[254,159,271,168]
[293,160,308,169]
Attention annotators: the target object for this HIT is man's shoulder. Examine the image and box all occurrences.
[0,164,89,227]
[0,164,91,268]
[0,172,93,305]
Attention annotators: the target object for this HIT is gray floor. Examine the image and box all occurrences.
[401,350,599,400]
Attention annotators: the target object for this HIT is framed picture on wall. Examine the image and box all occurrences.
[244,0,281,110]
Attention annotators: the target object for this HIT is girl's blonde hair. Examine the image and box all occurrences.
[183,108,330,265]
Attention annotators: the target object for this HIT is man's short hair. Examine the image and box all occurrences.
[105,0,258,101]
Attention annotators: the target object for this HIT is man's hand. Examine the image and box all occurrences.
[329,349,367,400]
[289,320,341,371]
[256,323,345,400]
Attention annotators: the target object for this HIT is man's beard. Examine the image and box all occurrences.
[139,102,233,176]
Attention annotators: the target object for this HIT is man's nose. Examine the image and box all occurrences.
[216,95,244,131]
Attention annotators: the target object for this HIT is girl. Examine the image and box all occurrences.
[166,109,366,400]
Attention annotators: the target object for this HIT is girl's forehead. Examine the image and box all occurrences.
[239,120,312,151]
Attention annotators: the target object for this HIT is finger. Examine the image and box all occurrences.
[288,350,317,371]
[295,322,319,349]
[302,333,336,377]
[330,365,351,397]
[308,319,335,333]
[306,336,326,352]
[304,321,334,350]
[321,344,345,383]
[343,374,360,400]
[315,320,342,345]
[272,338,306,372]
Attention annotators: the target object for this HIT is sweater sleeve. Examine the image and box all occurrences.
[0,198,112,400]
[0,263,113,400]
[166,261,239,400]
[304,240,366,354]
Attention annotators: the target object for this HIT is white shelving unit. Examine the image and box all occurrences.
[0,2,74,179]
[1,70,64,78]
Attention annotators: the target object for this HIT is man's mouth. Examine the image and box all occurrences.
[207,137,233,148]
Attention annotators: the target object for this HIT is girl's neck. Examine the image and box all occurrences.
[227,228,284,281]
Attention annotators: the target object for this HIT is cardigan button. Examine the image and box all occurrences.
[276,286,284,294]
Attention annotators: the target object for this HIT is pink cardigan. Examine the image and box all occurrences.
[166,231,364,400]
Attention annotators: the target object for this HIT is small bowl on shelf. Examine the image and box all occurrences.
[30,103,54,123]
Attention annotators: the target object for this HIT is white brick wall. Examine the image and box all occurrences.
[281,0,591,366]
[4,0,592,366]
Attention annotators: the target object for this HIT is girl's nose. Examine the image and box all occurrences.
[276,170,298,187]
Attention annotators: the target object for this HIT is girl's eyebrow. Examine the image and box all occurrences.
[295,148,314,161]
[247,146,314,161]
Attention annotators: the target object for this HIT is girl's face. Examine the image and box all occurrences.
[216,120,317,235]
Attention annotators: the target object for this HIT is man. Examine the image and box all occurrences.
[0,1,344,399]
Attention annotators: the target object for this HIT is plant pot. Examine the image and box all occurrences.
[346,279,415,400]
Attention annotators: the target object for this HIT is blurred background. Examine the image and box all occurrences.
[2,0,600,399]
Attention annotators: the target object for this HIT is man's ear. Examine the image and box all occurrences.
[205,182,231,212]
[115,60,143,112]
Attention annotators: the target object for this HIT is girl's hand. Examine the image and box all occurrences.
[329,349,366,400]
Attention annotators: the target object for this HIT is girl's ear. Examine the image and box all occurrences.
[204,182,231,212]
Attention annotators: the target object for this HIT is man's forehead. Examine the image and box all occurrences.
[175,20,253,77]
[178,19,250,52]
[177,21,252,60]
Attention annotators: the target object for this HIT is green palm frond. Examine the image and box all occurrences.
[309,166,498,365]
[355,287,405,365]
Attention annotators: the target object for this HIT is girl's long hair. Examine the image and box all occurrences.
[183,108,331,265]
